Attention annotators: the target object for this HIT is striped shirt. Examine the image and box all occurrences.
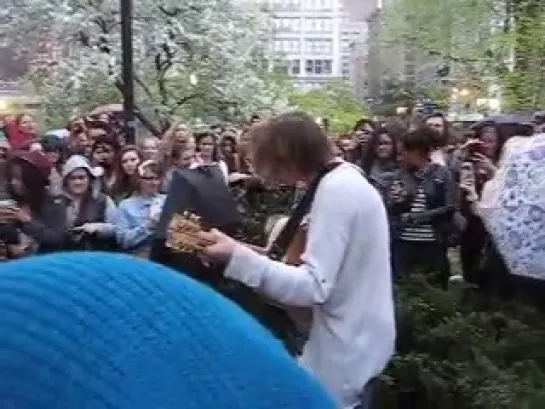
[400,186,436,242]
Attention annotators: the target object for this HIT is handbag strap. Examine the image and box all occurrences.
[267,161,342,261]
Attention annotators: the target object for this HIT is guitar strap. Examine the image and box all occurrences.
[267,161,342,261]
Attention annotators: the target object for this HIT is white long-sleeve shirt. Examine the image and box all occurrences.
[224,162,396,408]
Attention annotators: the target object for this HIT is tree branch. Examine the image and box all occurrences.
[114,78,162,136]
[134,74,153,100]
[170,92,200,114]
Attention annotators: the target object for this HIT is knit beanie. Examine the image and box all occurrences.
[0,252,335,409]
[11,150,52,180]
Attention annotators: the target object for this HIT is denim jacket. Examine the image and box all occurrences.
[386,162,456,242]
[115,194,166,251]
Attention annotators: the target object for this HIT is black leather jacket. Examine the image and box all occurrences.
[386,162,456,242]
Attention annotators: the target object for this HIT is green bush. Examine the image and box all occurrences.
[379,276,545,409]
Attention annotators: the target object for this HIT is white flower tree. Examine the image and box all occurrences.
[8,0,286,130]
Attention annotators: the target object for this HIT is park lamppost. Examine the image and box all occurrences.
[120,0,135,144]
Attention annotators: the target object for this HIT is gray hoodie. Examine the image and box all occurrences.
[61,155,117,236]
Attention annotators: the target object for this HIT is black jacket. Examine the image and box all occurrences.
[19,195,66,253]
[386,163,456,242]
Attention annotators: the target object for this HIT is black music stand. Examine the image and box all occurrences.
[149,166,300,354]
[150,165,240,286]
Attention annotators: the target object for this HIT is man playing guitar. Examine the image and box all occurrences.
[199,112,395,409]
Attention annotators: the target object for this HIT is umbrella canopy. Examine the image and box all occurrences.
[471,114,534,134]
[89,104,123,116]
[479,134,545,280]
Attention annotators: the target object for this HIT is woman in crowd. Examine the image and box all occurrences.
[387,127,455,286]
[219,130,240,174]
[457,122,503,285]
[5,113,38,150]
[328,136,344,159]
[170,123,191,156]
[139,136,160,161]
[236,127,256,175]
[348,119,375,165]
[162,141,197,192]
[58,155,117,251]
[361,123,398,197]
[0,151,65,256]
[458,135,534,298]
[335,134,353,161]
[194,131,229,182]
[67,118,92,156]
[110,145,142,203]
[90,135,119,193]
[116,160,166,257]
[41,135,66,196]
[0,139,10,200]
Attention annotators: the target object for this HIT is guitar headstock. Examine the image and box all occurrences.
[166,211,215,253]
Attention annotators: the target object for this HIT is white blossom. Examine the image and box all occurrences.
[7,0,286,128]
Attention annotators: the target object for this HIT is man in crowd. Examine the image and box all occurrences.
[199,112,396,409]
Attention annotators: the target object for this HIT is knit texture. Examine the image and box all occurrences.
[0,252,335,409]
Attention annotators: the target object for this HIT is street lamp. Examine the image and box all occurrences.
[120,0,135,143]
[189,74,198,87]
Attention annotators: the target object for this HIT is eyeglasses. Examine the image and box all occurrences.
[140,176,159,181]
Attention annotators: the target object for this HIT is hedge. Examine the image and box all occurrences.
[378,276,545,409]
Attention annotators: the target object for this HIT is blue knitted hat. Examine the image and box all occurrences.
[0,252,335,409]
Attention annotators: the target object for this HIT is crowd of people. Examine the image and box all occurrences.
[332,112,544,299]
[0,109,543,296]
[0,111,264,259]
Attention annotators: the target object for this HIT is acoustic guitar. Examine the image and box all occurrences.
[264,215,312,328]
[166,212,312,329]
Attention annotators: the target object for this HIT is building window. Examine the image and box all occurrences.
[291,59,301,75]
[341,39,352,53]
[273,59,290,74]
[314,59,323,74]
[304,39,333,54]
[273,39,301,54]
[273,17,301,32]
[305,59,313,74]
[302,0,332,10]
[273,0,301,9]
[324,60,332,74]
[303,59,333,75]
[302,18,332,32]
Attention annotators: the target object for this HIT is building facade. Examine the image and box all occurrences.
[267,0,366,89]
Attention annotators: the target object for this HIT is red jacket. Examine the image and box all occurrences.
[5,115,35,150]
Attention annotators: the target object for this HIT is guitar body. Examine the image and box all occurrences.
[266,215,313,329]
